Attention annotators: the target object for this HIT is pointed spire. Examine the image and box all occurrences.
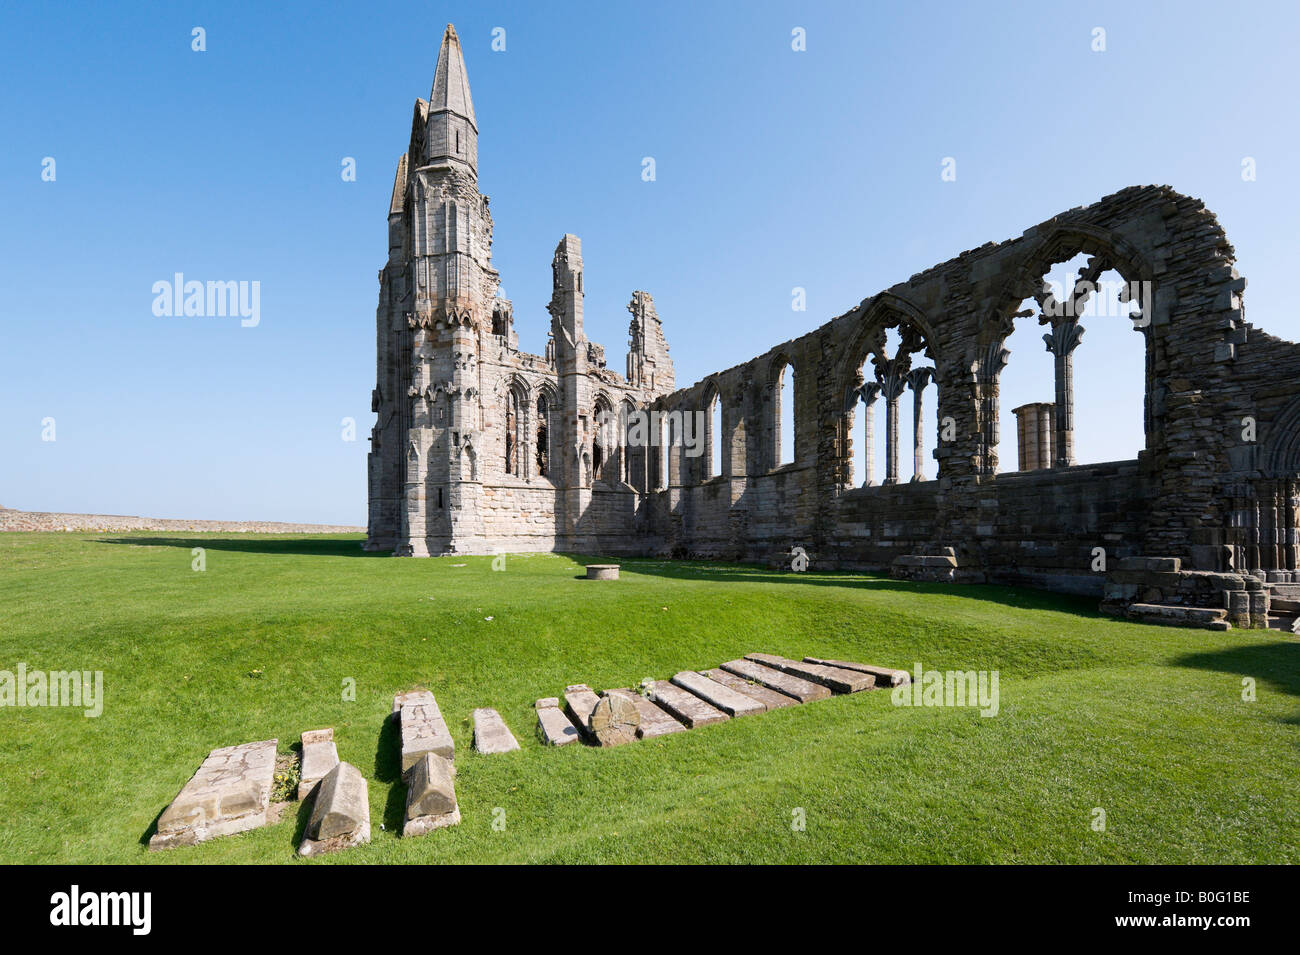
[430,24,476,130]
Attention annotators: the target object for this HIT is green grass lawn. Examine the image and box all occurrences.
[0,531,1296,864]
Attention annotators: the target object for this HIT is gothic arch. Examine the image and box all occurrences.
[981,224,1159,474]
[837,294,940,486]
[1263,395,1300,478]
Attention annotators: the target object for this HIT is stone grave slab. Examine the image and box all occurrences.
[150,739,278,850]
[298,728,339,799]
[403,752,461,837]
[604,688,687,739]
[563,683,601,739]
[804,657,911,687]
[535,697,580,746]
[744,653,875,694]
[644,679,728,728]
[297,761,370,857]
[396,690,455,773]
[718,658,830,703]
[472,707,521,754]
[704,668,799,710]
[671,670,764,717]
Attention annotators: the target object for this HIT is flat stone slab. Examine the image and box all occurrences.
[718,658,830,703]
[803,657,911,687]
[644,679,729,728]
[472,707,520,754]
[703,668,799,710]
[535,697,580,746]
[671,670,764,717]
[298,761,370,857]
[150,739,278,850]
[604,688,687,738]
[563,683,602,738]
[744,653,875,694]
[396,690,455,773]
[403,752,460,837]
[298,728,339,799]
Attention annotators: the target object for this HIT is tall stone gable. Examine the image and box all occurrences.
[366,25,675,556]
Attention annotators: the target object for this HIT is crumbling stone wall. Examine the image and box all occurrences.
[645,184,1300,615]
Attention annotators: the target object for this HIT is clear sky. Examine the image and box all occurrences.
[3,0,1298,523]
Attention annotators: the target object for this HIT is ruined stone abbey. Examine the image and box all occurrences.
[368,25,1300,630]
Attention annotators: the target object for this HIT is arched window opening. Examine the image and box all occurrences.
[708,389,723,479]
[593,397,612,483]
[846,321,938,487]
[657,412,669,489]
[775,360,795,468]
[504,388,521,476]
[536,394,551,477]
[620,400,635,487]
[996,252,1146,473]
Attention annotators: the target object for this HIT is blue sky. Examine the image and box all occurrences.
[3,0,1298,523]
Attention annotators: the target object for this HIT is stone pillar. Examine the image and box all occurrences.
[859,383,880,486]
[906,367,934,481]
[1012,401,1055,471]
[1043,320,1085,468]
[879,365,909,485]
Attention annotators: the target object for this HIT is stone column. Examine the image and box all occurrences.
[879,364,909,485]
[1043,320,1085,468]
[859,383,880,486]
[906,367,934,481]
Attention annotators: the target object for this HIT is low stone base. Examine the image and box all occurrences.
[403,807,462,837]
[890,553,957,583]
[585,564,620,580]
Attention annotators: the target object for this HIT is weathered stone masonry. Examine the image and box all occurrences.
[368,25,1300,627]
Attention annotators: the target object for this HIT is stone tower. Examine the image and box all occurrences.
[366,24,675,557]
[367,24,501,555]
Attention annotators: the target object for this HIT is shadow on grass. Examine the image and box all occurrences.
[1175,641,1300,700]
[570,553,1107,618]
[91,538,1109,619]
[137,807,164,848]
[94,536,379,558]
[374,715,409,834]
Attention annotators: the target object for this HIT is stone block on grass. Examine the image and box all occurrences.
[396,690,455,773]
[671,670,764,717]
[718,658,830,703]
[297,728,339,800]
[472,707,520,754]
[603,688,687,738]
[402,752,461,837]
[535,697,580,746]
[803,658,911,687]
[149,739,278,851]
[744,653,874,694]
[644,679,728,728]
[298,762,370,857]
